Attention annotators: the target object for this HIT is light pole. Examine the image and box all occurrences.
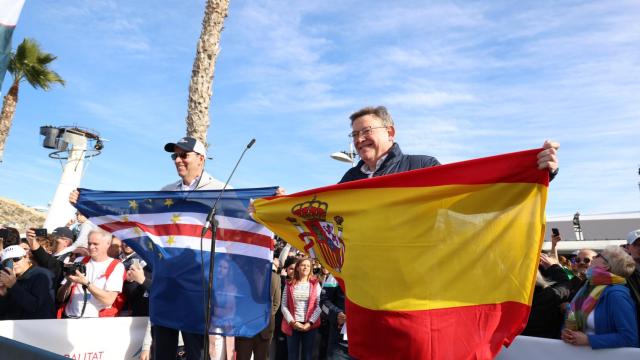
[572,211,584,241]
[330,142,357,166]
[40,126,103,231]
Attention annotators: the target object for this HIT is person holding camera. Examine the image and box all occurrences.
[56,229,125,318]
[0,245,56,320]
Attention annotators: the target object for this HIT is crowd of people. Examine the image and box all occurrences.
[0,105,638,359]
[1,224,639,359]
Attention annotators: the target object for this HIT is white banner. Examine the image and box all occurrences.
[498,335,640,359]
[0,317,148,359]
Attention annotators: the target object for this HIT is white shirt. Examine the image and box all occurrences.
[360,154,389,178]
[63,257,125,318]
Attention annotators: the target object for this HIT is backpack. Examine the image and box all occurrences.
[56,257,126,318]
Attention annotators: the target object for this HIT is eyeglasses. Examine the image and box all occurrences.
[595,253,610,265]
[171,152,194,160]
[574,257,591,265]
[4,257,24,264]
[348,126,387,138]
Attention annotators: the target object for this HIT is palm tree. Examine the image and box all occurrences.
[185,0,230,146]
[0,38,64,162]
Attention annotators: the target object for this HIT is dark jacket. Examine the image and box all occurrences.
[522,265,572,339]
[121,253,152,316]
[321,277,349,356]
[339,143,440,183]
[626,267,640,344]
[32,246,64,285]
[0,266,56,320]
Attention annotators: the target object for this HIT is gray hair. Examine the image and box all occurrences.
[88,229,112,244]
[349,106,394,127]
[536,270,555,288]
[601,245,636,278]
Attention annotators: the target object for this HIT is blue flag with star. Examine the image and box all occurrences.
[75,187,277,336]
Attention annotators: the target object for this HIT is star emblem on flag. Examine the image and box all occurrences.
[129,200,138,210]
[121,215,129,222]
[164,199,174,207]
[171,214,181,224]
[167,235,176,246]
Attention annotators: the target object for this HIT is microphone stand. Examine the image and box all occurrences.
[202,138,255,359]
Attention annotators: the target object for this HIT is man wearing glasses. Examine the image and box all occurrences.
[333,106,559,359]
[340,105,560,183]
[153,136,227,360]
[161,136,224,191]
[0,245,56,319]
[572,249,598,280]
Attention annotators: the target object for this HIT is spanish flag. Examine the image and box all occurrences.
[253,149,548,359]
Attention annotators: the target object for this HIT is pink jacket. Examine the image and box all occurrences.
[280,278,321,336]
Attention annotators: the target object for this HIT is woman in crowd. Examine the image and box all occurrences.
[0,245,56,319]
[281,257,321,360]
[522,253,573,339]
[562,245,639,348]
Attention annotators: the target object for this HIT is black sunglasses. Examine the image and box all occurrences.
[573,257,591,264]
[171,152,194,160]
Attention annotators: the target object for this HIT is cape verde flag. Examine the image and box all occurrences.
[75,187,277,336]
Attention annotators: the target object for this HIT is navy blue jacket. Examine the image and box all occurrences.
[588,284,639,349]
[0,266,56,320]
[339,143,440,183]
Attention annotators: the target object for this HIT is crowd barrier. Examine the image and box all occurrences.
[498,335,640,359]
[0,317,147,359]
[1,318,639,359]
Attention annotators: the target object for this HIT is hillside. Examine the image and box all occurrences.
[0,197,47,233]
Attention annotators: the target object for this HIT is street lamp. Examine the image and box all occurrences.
[330,143,357,166]
[572,211,584,241]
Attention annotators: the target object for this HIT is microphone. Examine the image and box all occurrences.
[200,138,256,237]
[201,138,255,358]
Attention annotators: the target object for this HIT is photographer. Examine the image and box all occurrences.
[0,245,56,320]
[56,229,125,318]
[26,227,75,287]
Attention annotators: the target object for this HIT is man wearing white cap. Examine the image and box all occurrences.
[155,136,228,360]
[0,245,56,319]
[161,136,225,191]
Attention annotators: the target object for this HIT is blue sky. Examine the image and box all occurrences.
[1,0,639,217]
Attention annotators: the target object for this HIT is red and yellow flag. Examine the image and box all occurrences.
[253,149,548,359]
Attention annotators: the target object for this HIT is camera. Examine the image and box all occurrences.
[63,262,86,276]
[551,228,560,237]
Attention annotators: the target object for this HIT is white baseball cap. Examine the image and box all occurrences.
[1,245,26,263]
[164,137,207,156]
[627,229,640,246]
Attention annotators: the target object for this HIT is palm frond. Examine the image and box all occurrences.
[9,38,65,90]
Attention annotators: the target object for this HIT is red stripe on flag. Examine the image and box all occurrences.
[263,149,548,200]
[345,299,530,360]
[98,222,273,249]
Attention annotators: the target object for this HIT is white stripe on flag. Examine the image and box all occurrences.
[110,229,272,261]
[91,213,273,237]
